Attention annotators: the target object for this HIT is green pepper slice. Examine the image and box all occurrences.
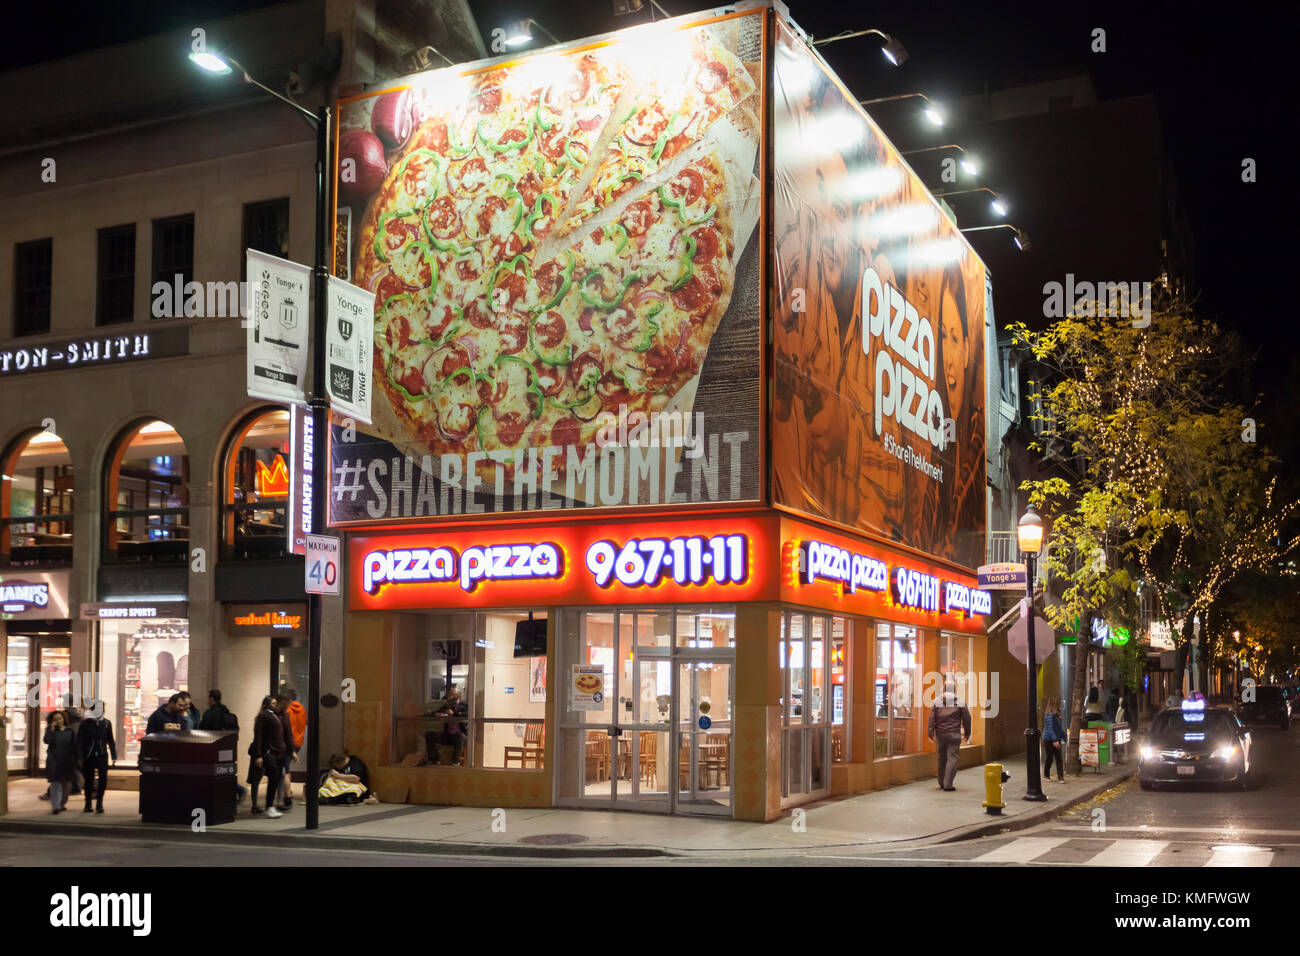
[392,148,441,206]
[530,312,574,367]
[525,191,560,242]
[446,123,473,158]
[564,138,587,169]
[489,254,532,297]
[603,223,630,256]
[373,211,417,263]
[669,235,697,292]
[478,117,535,153]
[632,301,664,352]
[386,360,431,402]
[535,250,576,312]
[580,269,640,311]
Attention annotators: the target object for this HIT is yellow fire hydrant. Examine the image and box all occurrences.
[982,762,1011,815]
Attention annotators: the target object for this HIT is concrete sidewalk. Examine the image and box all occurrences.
[0,756,1134,858]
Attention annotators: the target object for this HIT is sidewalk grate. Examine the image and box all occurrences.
[517,833,590,846]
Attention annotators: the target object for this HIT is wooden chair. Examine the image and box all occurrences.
[585,730,609,783]
[639,732,657,789]
[503,722,545,769]
[705,733,730,787]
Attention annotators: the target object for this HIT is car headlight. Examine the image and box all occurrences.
[1215,745,1237,759]
[1140,745,1154,760]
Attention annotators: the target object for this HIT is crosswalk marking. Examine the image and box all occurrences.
[1083,839,1169,866]
[970,837,1069,863]
[1203,846,1273,867]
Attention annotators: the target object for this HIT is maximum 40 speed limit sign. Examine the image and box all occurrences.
[305,534,341,595]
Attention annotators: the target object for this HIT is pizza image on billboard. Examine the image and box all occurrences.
[334,12,764,521]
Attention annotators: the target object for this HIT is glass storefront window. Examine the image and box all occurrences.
[391,610,547,769]
[99,618,190,765]
[222,408,290,559]
[875,622,922,758]
[781,611,847,798]
[106,421,189,564]
[830,617,849,762]
[3,637,30,772]
[1,431,73,565]
[939,631,975,720]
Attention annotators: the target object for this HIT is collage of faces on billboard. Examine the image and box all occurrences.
[331,10,766,524]
[770,19,987,569]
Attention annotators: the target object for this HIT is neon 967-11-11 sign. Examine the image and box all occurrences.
[586,535,748,588]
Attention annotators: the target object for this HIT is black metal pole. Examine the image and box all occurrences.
[1024,551,1046,800]
[305,104,331,830]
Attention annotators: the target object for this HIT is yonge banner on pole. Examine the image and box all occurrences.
[329,10,765,522]
[326,275,375,424]
[247,248,311,405]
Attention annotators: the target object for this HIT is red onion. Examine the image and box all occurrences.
[372,90,416,150]
[339,130,388,205]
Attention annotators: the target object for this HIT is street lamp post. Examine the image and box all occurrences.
[192,49,330,830]
[1018,505,1047,801]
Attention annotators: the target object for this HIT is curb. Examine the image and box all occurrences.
[0,818,673,859]
[931,768,1136,844]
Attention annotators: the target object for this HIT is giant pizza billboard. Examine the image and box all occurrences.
[331,10,764,523]
[770,19,987,570]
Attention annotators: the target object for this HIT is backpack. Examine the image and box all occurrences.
[222,709,239,732]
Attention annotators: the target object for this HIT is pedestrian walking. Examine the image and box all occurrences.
[74,700,117,813]
[247,695,285,818]
[927,681,972,791]
[274,693,296,811]
[1042,697,1066,782]
[44,711,77,814]
[276,687,306,809]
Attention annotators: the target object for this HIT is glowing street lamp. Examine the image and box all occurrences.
[1018,504,1047,802]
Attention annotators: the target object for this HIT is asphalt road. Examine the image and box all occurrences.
[2,723,1294,868]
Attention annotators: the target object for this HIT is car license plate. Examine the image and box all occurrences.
[1177,765,1195,775]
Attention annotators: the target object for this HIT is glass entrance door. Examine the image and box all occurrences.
[676,657,733,816]
[558,607,735,815]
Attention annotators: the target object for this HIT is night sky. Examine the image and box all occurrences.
[4,0,1292,449]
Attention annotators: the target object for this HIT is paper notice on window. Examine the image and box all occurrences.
[325,275,374,424]
[247,249,312,405]
[571,665,605,711]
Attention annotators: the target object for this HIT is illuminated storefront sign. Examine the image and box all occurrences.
[944,581,993,616]
[0,570,71,620]
[256,454,290,496]
[79,601,188,620]
[800,540,888,593]
[0,580,48,614]
[350,516,776,610]
[893,567,940,613]
[229,606,305,634]
[0,326,189,379]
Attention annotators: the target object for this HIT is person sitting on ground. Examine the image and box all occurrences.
[318,752,375,805]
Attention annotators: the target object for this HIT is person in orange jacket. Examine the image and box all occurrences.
[277,687,307,809]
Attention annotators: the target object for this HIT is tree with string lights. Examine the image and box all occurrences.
[1007,294,1299,773]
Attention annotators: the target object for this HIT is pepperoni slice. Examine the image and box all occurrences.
[643,343,676,385]
[550,417,582,448]
[426,196,460,239]
[490,232,524,261]
[669,168,705,206]
[604,308,642,349]
[382,219,420,255]
[376,272,415,305]
[539,127,567,161]
[517,170,544,209]
[596,370,632,406]
[498,126,529,147]
[545,65,592,111]
[574,104,605,132]
[435,343,472,381]
[498,314,528,354]
[475,195,508,236]
[621,200,653,237]
[426,121,449,153]
[696,60,727,95]
[397,366,426,398]
[493,411,528,447]
[495,271,528,310]
[386,315,415,349]
[533,360,565,396]
[535,260,561,300]
[570,351,603,390]
[692,225,721,263]
[426,302,457,341]
[477,376,506,406]
[670,264,721,315]
[533,309,567,349]
[438,404,476,441]
[449,157,489,194]
[476,85,502,114]
[578,308,595,334]
[627,102,669,144]
[465,297,494,329]
[456,258,482,282]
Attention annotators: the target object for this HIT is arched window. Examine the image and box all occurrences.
[1,430,73,566]
[222,407,291,559]
[104,420,189,563]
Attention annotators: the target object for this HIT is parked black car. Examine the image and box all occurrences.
[1238,685,1291,730]
[1139,703,1254,790]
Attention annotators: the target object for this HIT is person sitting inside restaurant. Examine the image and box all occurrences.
[146,694,187,734]
[318,752,375,805]
[423,685,468,765]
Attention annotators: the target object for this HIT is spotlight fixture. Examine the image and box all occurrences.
[189,50,233,74]
[923,105,944,127]
[990,197,1008,216]
[503,18,560,48]
[812,28,907,67]
[901,143,978,177]
[959,222,1031,252]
